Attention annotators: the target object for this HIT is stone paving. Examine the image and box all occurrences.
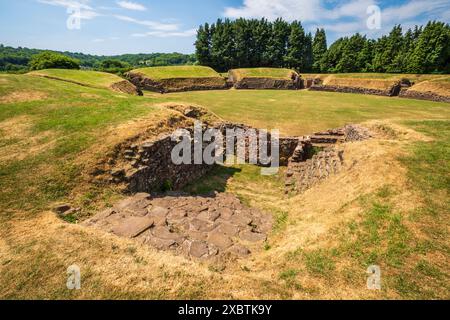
[82,192,272,260]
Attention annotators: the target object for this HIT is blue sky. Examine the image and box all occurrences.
[0,0,448,55]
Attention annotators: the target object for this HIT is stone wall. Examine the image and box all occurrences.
[285,125,372,195]
[95,121,298,194]
[92,107,371,197]
[309,83,401,97]
[233,77,301,90]
[399,89,450,103]
[126,72,228,93]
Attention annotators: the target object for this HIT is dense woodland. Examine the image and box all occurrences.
[195,19,450,74]
[0,46,196,72]
[2,19,448,75]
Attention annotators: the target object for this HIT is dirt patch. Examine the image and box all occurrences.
[0,90,48,104]
[127,72,228,93]
[109,80,142,96]
[0,115,56,162]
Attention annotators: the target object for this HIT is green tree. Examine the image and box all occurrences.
[266,18,290,67]
[409,21,450,73]
[312,28,327,72]
[285,21,305,70]
[195,23,212,67]
[29,51,80,70]
[234,18,252,68]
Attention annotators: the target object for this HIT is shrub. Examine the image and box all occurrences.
[29,51,80,70]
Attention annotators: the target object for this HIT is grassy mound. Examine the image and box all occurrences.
[130,66,221,79]
[230,68,297,82]
[127,66,226,93]
[29,69,140,95]
[228,68,299,90]
[407,76,450,97]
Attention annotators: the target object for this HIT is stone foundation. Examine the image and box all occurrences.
[126,72,228,93]
[233,77,301,90]
[309,84,401,97]
[399,89,450,103]
[82,192,272,260]
[285,125,372,195]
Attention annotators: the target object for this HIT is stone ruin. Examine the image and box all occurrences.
[92,121,299,194]
[86,110,371,260]
[285,125,371,194]
[82,192,273,260]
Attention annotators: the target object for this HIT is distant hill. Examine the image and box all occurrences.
[0,44,197,72]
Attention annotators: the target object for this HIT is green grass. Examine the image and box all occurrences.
[28,69,125,88]
[0,74,158,213]
[231,68,295,80]
[153,89,450,136]
[131,66,221,79]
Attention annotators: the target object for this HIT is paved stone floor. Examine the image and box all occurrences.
[83,192,273,260]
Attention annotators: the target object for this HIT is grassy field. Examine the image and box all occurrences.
[28,69,127,89]
[230,68,296,80]
[130,66,221,79]
[0,73,449,299]
[150,89,450,135]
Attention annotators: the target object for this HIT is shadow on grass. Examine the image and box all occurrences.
[182,165,242,195]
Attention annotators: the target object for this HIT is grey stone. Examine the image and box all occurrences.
[111,216,154,238]
[207,231,233,250]
[239,230,267,242]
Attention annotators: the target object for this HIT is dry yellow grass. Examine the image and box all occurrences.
[2,118,445,299]
[407,78,450,97]
[0,90,48,104]
[322,76,397,90]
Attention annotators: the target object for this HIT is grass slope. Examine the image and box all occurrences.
[131,66,221,79]
[29,69,127,89]
[231,68,296,81]
[407,76,450,97]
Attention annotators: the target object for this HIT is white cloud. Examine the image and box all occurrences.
[114,14,196,38]
[114,15,179,31]
[381,0,449,24]
[116,1,147,11]
[224,0,450,38]
[37,0,99,19]
[131,29,197,38]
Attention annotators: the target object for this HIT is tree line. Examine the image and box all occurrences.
[0,45,196,72]
[195,19,450,74]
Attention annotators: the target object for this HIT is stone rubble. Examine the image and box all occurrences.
[285,125,372,194]
[82,192,273,260]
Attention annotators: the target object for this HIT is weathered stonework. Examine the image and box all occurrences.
[126,72,229,93]
[93,119,301,194]
[82,192,272,260]
[399,89,450,103]
[232,77,302,90]
[309,83,402,97]
[285,125,371,195]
